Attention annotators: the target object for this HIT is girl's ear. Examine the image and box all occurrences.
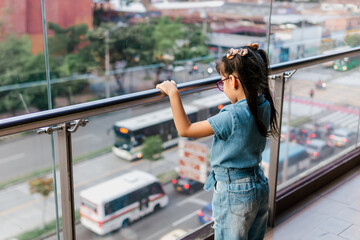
[230,75,238,89]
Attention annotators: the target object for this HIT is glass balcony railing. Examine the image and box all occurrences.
[1,46,359,240]
[1,0,360,239]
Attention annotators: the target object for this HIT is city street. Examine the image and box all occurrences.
[0,136,213,240]
[47,185,212,240]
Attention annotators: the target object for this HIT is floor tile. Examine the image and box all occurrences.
[339,225,360,240]
[302,228,330,239]
[301,197,348,216]
[318,218,352,235]
[326,175,360,205]
[319,233,347,240]
[265,170,360,240]
[336,208,360,224]
[349,198,360,212]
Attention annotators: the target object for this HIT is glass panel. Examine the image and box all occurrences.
[268,0,360,64]
[277,60,360,189]
[71,89,228,239]
[0,0,49,117]
[42,0,274,105]
[0,131,59,239]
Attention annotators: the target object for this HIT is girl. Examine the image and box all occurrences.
[156,43,278,240]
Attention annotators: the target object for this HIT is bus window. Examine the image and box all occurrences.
[151,182,164,195]
[81,199,97,213]
[134,133,145,147]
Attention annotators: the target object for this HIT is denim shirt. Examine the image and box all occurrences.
[204,94,270,191]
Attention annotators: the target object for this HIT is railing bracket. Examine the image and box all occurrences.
[68,119,89,133]
[36,119,88,135]
[36,126,63,135]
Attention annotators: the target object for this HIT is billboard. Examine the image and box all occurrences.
[178,139,208,183]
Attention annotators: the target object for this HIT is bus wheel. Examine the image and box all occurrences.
[122,219,130,228]
[154,204,161,212]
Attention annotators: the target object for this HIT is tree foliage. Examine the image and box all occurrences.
[29,177,54,197]
[142,135,163,160]
[28,177,54,228]
[0,17,208,114]
[345,34,360,48]
[0,35,48,113]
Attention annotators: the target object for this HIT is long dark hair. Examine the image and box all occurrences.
[216,45,279,138]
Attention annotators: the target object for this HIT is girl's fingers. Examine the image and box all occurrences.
[156,84,166,94]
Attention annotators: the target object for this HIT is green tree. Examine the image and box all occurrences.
[28,177,54,228]
[151,17,208,83]
[0,35,48,114]
[345,34,360,48]
[142,135,163,160]
[142,135,163,173]
[46,22,90,104]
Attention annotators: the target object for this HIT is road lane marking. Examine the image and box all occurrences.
[0,198,42,217]
[74,160,143,188]
[186,198,209,206]
[0,153,25,165]
[172,210,199,227]
[176,190,207,207]
[0,160,143,217]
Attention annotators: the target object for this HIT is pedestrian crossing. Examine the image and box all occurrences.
[332,72,360,87]
[316,111,360,130]
[282,101,323,118]
[282,96,359,130]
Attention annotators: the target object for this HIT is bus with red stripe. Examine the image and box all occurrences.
[80,170,169,235]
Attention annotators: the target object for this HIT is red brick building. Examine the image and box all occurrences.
[0,0,93,53]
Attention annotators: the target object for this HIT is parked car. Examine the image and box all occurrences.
[198,203,212,224]
[294,128,309,145]
[172,176,204,194]
[323,122,334,136]
[330,128,357,147]
[281,126,296,142]
[305,139,334,161]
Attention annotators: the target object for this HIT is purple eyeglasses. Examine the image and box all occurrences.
[216,76,238,91]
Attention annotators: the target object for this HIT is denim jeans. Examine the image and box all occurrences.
[211,166,269,240]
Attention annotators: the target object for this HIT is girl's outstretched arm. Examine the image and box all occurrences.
[156,80,214,138]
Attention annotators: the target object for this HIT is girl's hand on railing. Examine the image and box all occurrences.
[156,80,178,97]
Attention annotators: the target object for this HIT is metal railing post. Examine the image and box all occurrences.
[58,122,76,239]
[268,73,286,227]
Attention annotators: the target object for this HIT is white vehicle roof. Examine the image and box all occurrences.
[80,170,159,204]
[190,93,229,109]
[114,105,198,131]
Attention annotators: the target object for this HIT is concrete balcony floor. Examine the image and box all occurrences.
[265,166,360,240]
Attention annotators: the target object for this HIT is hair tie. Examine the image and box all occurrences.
[226,48,248,59]
[248,43,259,50]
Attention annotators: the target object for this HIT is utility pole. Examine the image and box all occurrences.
[105,30,110,98]
[200,11,207,37]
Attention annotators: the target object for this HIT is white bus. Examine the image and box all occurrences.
[80,170,169,235]
[112,93,230,160]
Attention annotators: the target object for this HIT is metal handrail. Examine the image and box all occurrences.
[0,46,360,137]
